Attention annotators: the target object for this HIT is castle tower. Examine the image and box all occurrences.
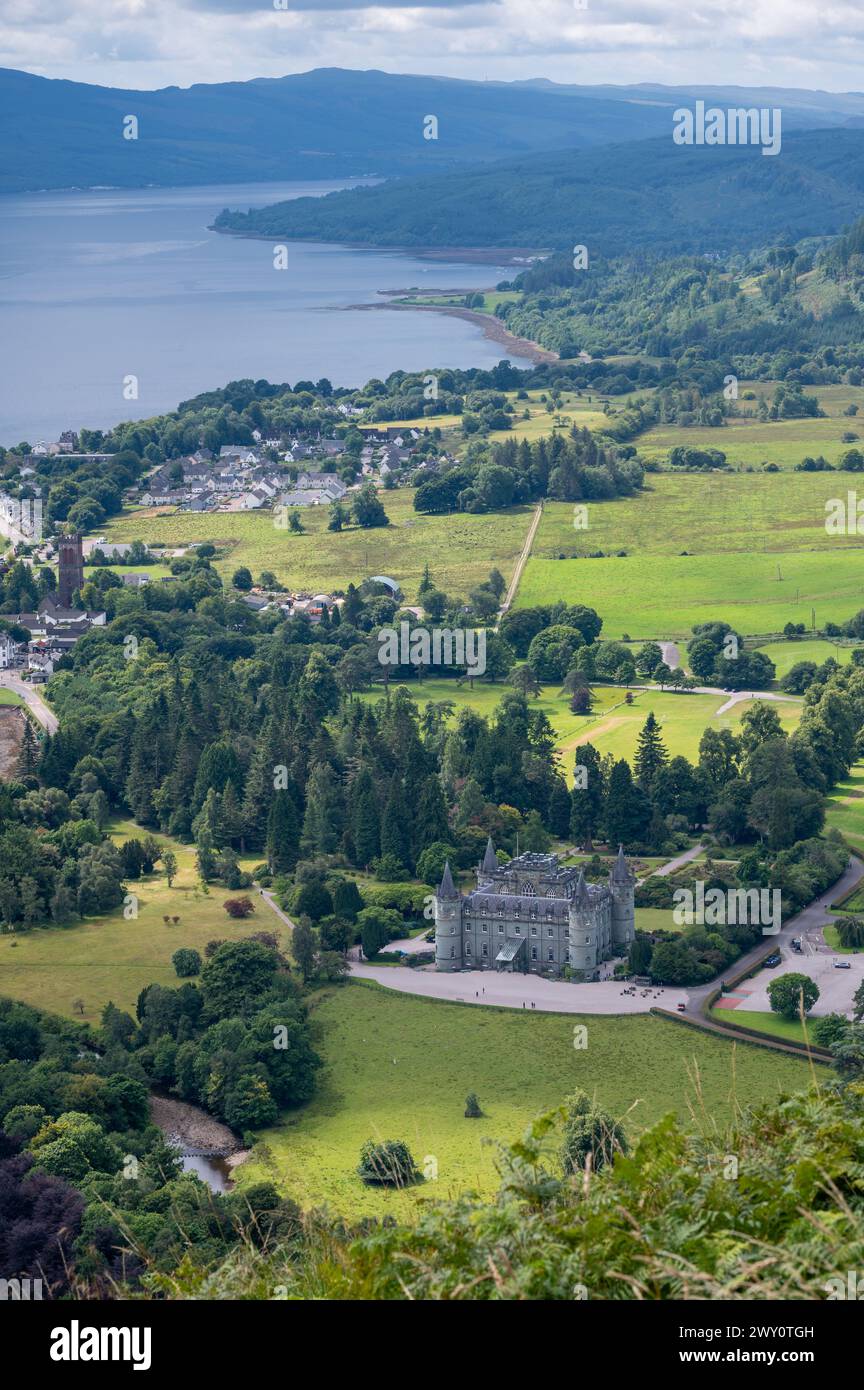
[477,835,498,886]
[57,533,84,608]
[608,844,636,950]
[434,860,462,972]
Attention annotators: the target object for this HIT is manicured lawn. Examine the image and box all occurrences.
[753,639,854,680]
[708,1007,812,1046]
[0,820,271,1021]
[0,689,23,705]
[98,489,532,604]
[635,907,683,935]
[826,764,864,852]
[822,924,864,955]
[236,979,814,1219]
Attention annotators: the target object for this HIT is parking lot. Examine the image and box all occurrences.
[732,936,864,1017]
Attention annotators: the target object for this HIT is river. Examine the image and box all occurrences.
[0,180,519,445]
[149,1093,246,1194]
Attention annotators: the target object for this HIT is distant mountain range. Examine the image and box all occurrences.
[214,127,864,257]
[4,66,864,195]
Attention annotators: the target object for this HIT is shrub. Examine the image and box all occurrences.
[172,948,201,978]
[223,897,255,919]
[357,1138,420,1187]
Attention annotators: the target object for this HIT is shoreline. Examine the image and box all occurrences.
[346,298,558,365]
[211,225,548,267]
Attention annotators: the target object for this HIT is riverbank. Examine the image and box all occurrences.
[149,1094,247,1160]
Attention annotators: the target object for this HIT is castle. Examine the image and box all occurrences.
[434,842,635,981]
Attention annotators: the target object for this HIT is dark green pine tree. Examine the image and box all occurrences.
[605,759,652,848]
[17,717,40,779]
[569,743,605,849]
[412,774,450,857]
[301,762,346,855]
[349,766,380,868]
[266,788,301,874]
[546,776,572,838]
[380,776,412,868]
[634,712,668,792]
[125,697,170,826]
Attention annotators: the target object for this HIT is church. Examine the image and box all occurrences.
[434,840,636,981]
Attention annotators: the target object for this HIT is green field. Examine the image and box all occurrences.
[752,639,854,679]
[0,689,23,706]
[826,764,864,852]
[361,679,801,761]
[709,1007,812,1046]
[0,820,269,1021]
[99,490,531,604]
[236,979,814,1219]
[519,472,864,639]
[638,382,864,470]
[519,550,864,640]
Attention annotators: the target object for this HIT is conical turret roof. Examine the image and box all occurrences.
[438,860,458,899]
[575,867,591,906]
[481,836,498,874]
[611,844,631,882]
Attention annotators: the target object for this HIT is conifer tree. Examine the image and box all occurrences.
[266,789,301,874]
[634,711,668,791]
[349,766,380,867]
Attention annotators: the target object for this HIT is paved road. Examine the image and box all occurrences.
[685,854,864,1021]
[351,960,688,1014]
[649,843,705,879]
[497,502,543,623]
[659,641,680,669]
[0,672,58,733]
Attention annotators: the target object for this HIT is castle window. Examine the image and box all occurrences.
[548,949,554,961]
[482,922,488,932]
[531,926,537,936]
[546,888,556,898]
[466,941,472,954]
[523,883,536,896]
[498,924,504,934]
[585,936,590,944]
[545,908,554,920]
[514,923,521,934]
[547,927,554,937]
[531,947,538,960]
[564,929,570,939]
[497,906,504,917]
[482,944,488,957]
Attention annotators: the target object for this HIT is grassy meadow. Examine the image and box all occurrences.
[236,979,814,1219]
[98,490,531,603]
[752,639,854,679]
[637,382,864,470]
[0,819,271,1021]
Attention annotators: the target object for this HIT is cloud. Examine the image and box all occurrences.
[6,0,864,91]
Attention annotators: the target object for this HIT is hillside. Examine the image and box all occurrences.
[4,67,864,196]
[215,128,864,256]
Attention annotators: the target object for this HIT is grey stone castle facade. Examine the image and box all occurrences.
[434,841,636,981]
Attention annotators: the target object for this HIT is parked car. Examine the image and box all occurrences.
[764,954,782,967]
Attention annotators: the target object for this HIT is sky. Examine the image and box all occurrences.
[2,0,864,92]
